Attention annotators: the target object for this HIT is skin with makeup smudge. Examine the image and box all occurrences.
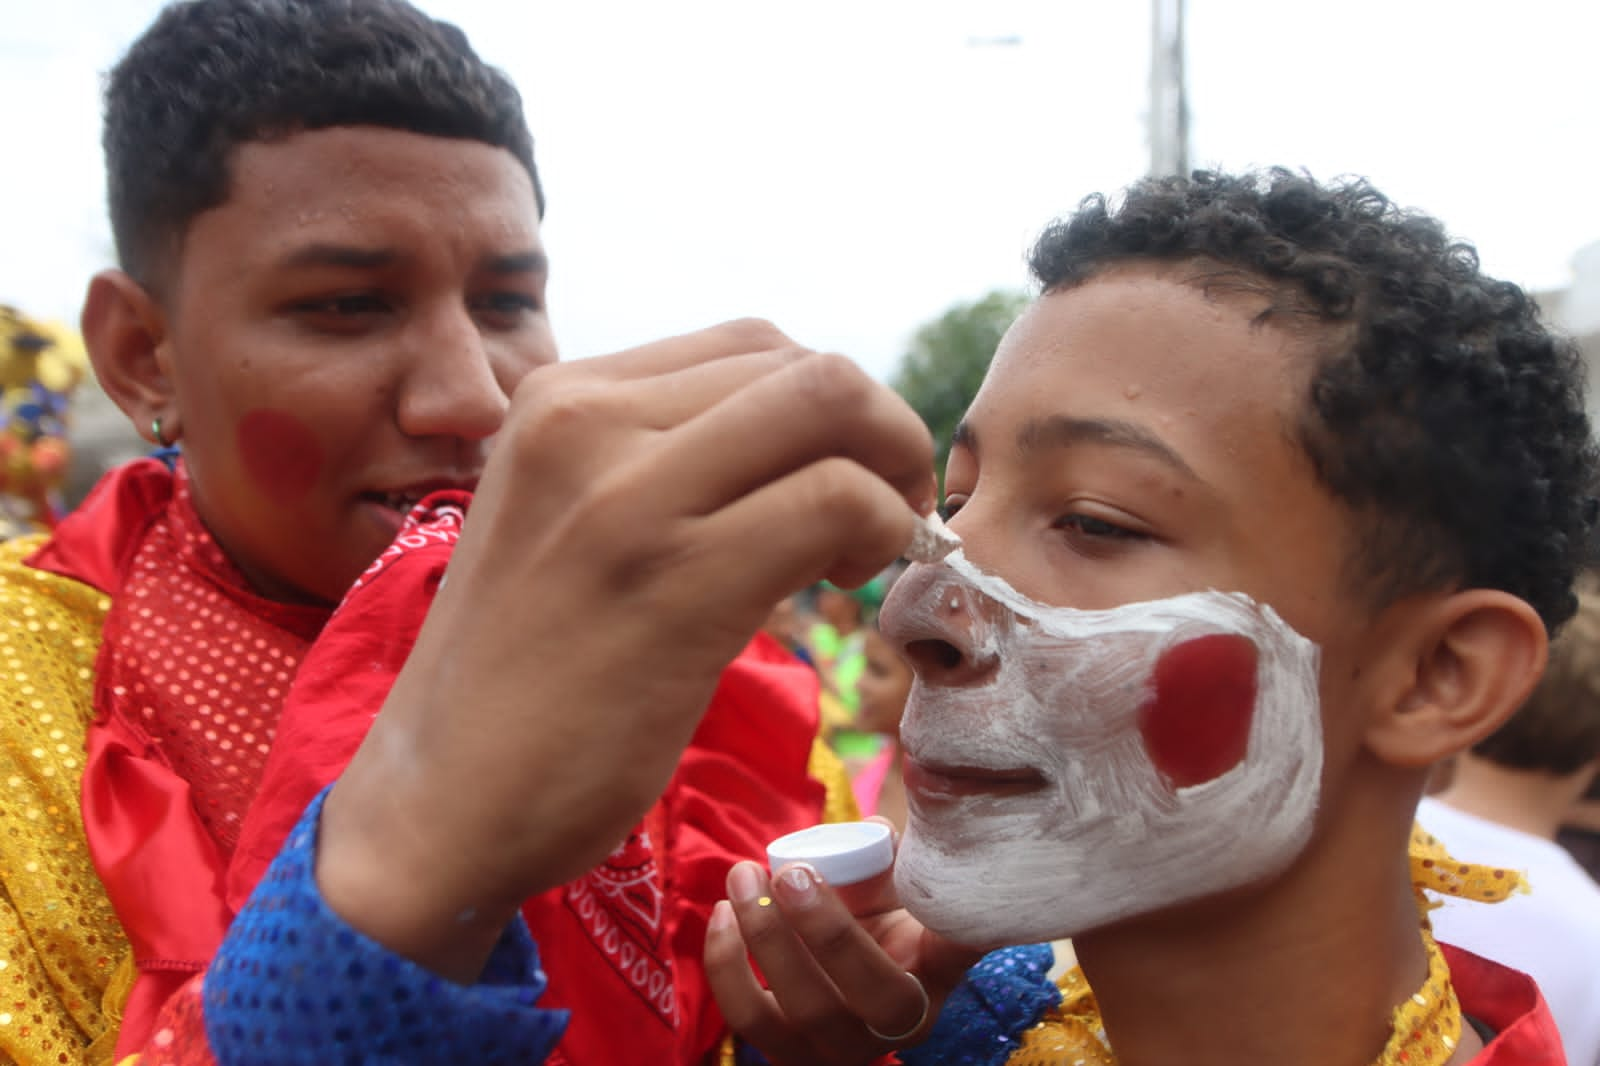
[238,408,325,506]
[887,550,1323,950]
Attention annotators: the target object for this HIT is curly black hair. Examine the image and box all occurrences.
[1029,168,1598,631]
[104,0,541,287]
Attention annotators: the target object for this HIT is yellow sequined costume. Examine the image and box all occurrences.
[0,535,132,1064]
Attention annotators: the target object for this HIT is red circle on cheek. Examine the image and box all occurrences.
[1137,633,1259,788]
[237,409,324,506]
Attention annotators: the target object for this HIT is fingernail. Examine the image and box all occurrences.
[728,861,762,904]
[709,899,734,932]
[778,862,820,905]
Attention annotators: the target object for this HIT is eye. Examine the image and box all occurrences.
[471,291,544,328]
[1056,513,1139,537]
[1052,512,1150,557]
[937,493,969,521]
[292,293,391,316]
[287,292,395,336]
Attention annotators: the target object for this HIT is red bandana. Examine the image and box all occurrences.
[229,497,831,1064]
[34,466,829,1064]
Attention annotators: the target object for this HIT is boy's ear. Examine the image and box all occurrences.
[80,269,177,446]
[1364,590,1547,768]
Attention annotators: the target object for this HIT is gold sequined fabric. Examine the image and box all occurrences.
[0,534,132,1064]
[1009,965,1114,1066]
[1014,928,1461,1066]
[808,736,863,825]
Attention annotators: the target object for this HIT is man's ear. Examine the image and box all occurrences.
[1364,590,1547,768]
[80,269,177,445]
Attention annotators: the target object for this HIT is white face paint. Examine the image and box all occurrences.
[884,552,1323,949]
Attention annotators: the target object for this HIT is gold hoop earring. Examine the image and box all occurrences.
[152,417,170,447]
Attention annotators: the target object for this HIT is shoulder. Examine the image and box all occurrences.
[0,529,106,789]
[2,532,114,624]
[0,536,125,1052]
[0,532,108,702]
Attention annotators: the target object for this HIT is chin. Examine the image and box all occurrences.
[893,794,1318,950]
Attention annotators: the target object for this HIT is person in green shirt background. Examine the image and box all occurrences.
[808,575,889,759]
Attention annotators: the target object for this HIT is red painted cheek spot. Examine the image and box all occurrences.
[1137,633,1259,788]
[237,409,324,506]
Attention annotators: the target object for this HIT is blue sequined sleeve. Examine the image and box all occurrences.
[898,944,1060,1066]
[202,787,569,1064]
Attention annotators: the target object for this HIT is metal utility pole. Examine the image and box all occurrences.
[1149,0,1189,177]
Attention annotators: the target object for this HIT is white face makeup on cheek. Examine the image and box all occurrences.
[890,552,1323,950]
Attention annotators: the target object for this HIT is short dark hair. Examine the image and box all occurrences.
[1474,575,1600,773]
[1029,168,1598,631]
[104,0,542,286]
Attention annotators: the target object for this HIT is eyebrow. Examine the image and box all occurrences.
[953,415,1199,480]
[274,245,549,275]
[277,243,398,271]
[482,250,548,275]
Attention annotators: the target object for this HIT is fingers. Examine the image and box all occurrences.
[691,458,921,599]
[708,860,933,1062]
[564,318,800,382]
[705,900,784,1048]
[613,346,813,430]
[705,897,842,1065]
[510,340,938,519]
[763,863,930,1040]
[657,349,937,519]
[487,351,935,613]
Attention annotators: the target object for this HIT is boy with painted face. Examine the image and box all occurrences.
[706,169,1592,1065]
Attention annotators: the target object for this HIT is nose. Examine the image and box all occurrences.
[879,563,1001,688]
[396,305,511,441]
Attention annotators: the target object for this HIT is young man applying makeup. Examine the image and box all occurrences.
[706,169,1591,1066]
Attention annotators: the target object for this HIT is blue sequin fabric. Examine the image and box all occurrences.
[899,944,1060,1066]
[204,787,569,1064]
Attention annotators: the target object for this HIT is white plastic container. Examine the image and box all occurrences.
[766,822,895,886]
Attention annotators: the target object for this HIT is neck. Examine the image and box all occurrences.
[1071,791,1429,1066]
[1436,754,1596,840]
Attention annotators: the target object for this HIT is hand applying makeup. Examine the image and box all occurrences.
[704,822,983,1066]
[315,319,941,981]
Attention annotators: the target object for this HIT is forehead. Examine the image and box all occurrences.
[970,265,1317,471]
[184,126,541,270]
[954,264,1378,655]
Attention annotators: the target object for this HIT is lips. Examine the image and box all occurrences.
[903,759,1047,801]
[367,490,423,515]
[359,478,478,516]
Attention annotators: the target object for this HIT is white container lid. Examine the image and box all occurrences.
[767,822,894,886]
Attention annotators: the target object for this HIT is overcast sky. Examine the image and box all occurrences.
[5,0,1599,382]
